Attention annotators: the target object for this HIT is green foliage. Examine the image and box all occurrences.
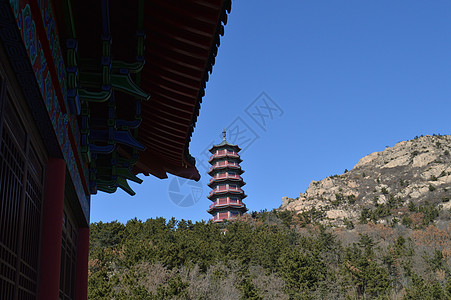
[401,215,412,227]
[332,193,344,206]
[278,248,325,297]
[408,201,417,212]
[343,235,391,299]
[88,210,450,299]
[90,220,125,248]
[359,208,371,224]
[155,275,189,299]
[418,201,440,226]
[297,207,326,227]
[403,274,448,300]
[343,218,355,230]
[238,276,262,300]
[430,175,438,181]
[276,209,296,228]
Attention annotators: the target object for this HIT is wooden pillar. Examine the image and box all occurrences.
[75,227,89,300]
[39,158,66,300]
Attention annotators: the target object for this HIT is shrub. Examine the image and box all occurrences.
[343,218,355,230]
[401,215,412,227]
[418,201,439,225]
[408,202,417,212]
[359,208,371,224]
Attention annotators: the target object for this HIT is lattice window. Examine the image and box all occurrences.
[59,209,78,300]
[0,79,45,299]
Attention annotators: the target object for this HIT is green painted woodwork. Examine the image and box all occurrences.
[116,167,143,184]
[97,185,117,193]
[116,177,135,196]
[79,71,149,100]
[62,0,77,39]
[111,73,149,100]
[79,89,112,103]
[73,0,148,195]
[112,60,144,73]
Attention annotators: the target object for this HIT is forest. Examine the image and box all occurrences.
[88,210,451,299]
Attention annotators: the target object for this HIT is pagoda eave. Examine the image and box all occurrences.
[207,191,247,200]
[207,166,244,175]
[207,179,246,188]
[209,143,241,153]
[208,155,242,164]
[208,207,248,214]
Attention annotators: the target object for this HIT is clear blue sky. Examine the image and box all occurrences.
[91,0,451,224]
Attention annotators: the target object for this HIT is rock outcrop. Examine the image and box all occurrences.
[280,135,451,227]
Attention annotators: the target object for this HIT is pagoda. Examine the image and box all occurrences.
[207,130,248,222]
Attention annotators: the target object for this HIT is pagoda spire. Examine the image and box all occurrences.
[207,131,247,222]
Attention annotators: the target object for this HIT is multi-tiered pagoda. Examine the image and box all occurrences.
[207,130,247,222]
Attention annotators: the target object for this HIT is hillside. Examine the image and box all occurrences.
[88,135,451,299]
[281,134,451,228]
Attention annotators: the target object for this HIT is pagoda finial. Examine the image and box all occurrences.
[222,128,226,141]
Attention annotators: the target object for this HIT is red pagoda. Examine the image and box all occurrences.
[207,130,247,222]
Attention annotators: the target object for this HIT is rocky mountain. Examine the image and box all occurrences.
[280,135,451,227]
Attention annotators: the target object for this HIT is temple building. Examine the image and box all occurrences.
[207,130,248,222]
[0,0,231,299]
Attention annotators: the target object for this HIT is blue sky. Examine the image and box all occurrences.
[90,1,451,224]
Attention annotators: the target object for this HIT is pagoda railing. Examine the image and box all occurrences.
[209,161,241,171]
[214,149,238,156]
[209,199,244,209]
[208,173,241,183]
[212,214,239,222]
[209,150,239,161]
[208,185,243,196]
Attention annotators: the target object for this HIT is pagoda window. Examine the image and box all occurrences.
[229,184,238,189]
[217,150,226,155]
[230,197,239,203]
[218,198,227,205]
[218,184,227,190]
